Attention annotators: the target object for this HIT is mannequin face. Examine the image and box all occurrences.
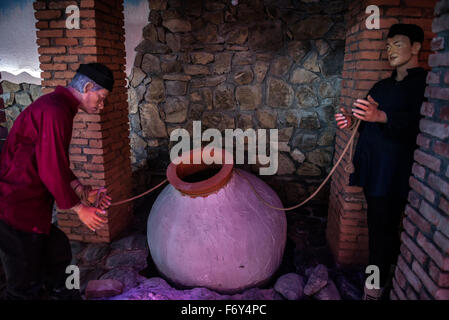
[79,82,109,114]
[386,34,421,68]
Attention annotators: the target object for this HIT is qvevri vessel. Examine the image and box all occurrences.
[147,148,287,293]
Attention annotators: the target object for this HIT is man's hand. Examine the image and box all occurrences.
[335,107,353,129]
[87,189,112,209]
[73,203,108,232]
[352,95,387,123]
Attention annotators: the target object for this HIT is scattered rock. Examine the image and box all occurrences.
[313,279,341,300]
[274,273,304,300]
[162,19,191,33]
[105,250,148,270]
[83,244,110,263]
[14,91,32,106]
[85,279,124,299]
[304,264,329,296]
[111,234,148,251]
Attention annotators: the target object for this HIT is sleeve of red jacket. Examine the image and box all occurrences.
[35,106,80,210]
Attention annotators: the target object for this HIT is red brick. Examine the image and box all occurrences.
[385,7,422,17]
[411,163,426,180]
[397,255,422,293]
[440,106,449,121]
[400,242,413,264]
[408,189,421,209]
[435,289,449,300]
[440,197,449,215]
[427,174,449,199]
[70,155,88,162]
[420,200,448,231]
[58,219,81,227]
[33,1,47,10]
[420,102,434,117]
[432,13,449,33]
[434,141,449,159]
[409,176,435,203]
[37,29,64,38]
[42,80,68,87]
[40,63,67,71]
[419,119,449,140]
[83,148,103,155]
[412,259,438,296]
[71,138,88,145]
[405,205,432,234]
[66,29,97,38]
[416,134,431,149]
[401,232,427,265]
[35,10,61,20]
[403,218,417,238]
[69,47,98,54]
[54,55,79,63]
[48,1,78,9]
[54,71,76,79]
[38,47,67,55]
[431,37,445,51]
[433,231,449,256]
[414,150,441,172]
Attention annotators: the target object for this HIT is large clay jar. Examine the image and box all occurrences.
[147,148,287,293]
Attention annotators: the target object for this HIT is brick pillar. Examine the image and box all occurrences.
[0,73,6,152]
[390,0,449,300]
[34,0,132,243]
[326,0,436,266]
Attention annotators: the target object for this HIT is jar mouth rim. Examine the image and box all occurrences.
[166,148,234,197]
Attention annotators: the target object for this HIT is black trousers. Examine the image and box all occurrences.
[364,192,407,287]
[0,219,75,300]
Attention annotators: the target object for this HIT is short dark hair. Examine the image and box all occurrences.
[387,24,424,44]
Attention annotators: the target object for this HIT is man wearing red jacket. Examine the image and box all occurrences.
[0,63,113,299]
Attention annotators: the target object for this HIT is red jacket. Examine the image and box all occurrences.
[0,86,81,234]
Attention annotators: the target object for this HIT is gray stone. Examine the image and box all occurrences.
[306,149,333,167]
[189,103,205,120]
[274,273,305,300]
[292,133,318,151]
[165,80,187,95]
[144,78,165,103]
[286,110,300,126]
[277,153,296,175]
[149,0,167,10]
[203,11,223,25]
[140,103,168,138]
[163,74,191,81]
[233,52,252,66]
[279,127,293,142]
[194,24,219,43]
[296,162,321,177]
[80,267,106,293]
[290,16,333,39]
[254,61,269,83]
[85,279,124,299]
[205,0,225,11]
[129,113,141,132]
[237,114,253,130]
[257,109,277,128]
[70,241,86,256]
[224,25,248,44]
[316,40,330,56]
[267,78,293,108]
[105,250,148,270]
[83,244,110,263]
[142,24,158,41]
[287,41,311,62]
[318,130,335,146]
[135,40,170,54]
[135,84,146,103]
[5,106,20,123]
[162,19,191,33]
[163,96,188,123]
[130,132,147,154]
[235,85,262,110]
[191,75,226,88]
[296,86,318,108]
[248,21,283,52]
[14,91,32,106]
[3,92,14,106]
[327,22,346,40]
[128,87,138,114]
[191,52,214,65]
[270,56,293,77]
[291,149,306,163]
[166,32,181,52]
[213,52,233,74]
[213,85,235,110]
[161,60,182,73]
[100,267,147,292]
[290,68,318,84]
[29,84,42,101]
[184,65,210,75]
[300,111,320,129]
[202,112,235,131]
[303,52,321,72]
[322,40,345,76]
[141,54,161,75]
[314,280,342,300]
[319,81,337,98]
[201,88,213,110]
[1,81,20,93]
[233,67,253,85]
[304,264,329,296]
[131,67,146,88]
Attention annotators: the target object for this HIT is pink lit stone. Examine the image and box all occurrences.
[147,149,287,293]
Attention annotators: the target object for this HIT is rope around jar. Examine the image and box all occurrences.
[106,120,361,211]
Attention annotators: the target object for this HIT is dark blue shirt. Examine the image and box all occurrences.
[349,67,428,198]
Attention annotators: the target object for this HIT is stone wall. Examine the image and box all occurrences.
[1,80,43,133]
[128,0,348,207]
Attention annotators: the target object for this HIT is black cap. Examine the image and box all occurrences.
[76,63,114,91]
[387,24,424,44]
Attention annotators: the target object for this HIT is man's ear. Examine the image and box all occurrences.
[83,82,94,93]
[411,42,422,55]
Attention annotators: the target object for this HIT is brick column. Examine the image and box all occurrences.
[34,0,132,243]
[390,0,449,300]
[326,0,436,266]
[0,73,6,152]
